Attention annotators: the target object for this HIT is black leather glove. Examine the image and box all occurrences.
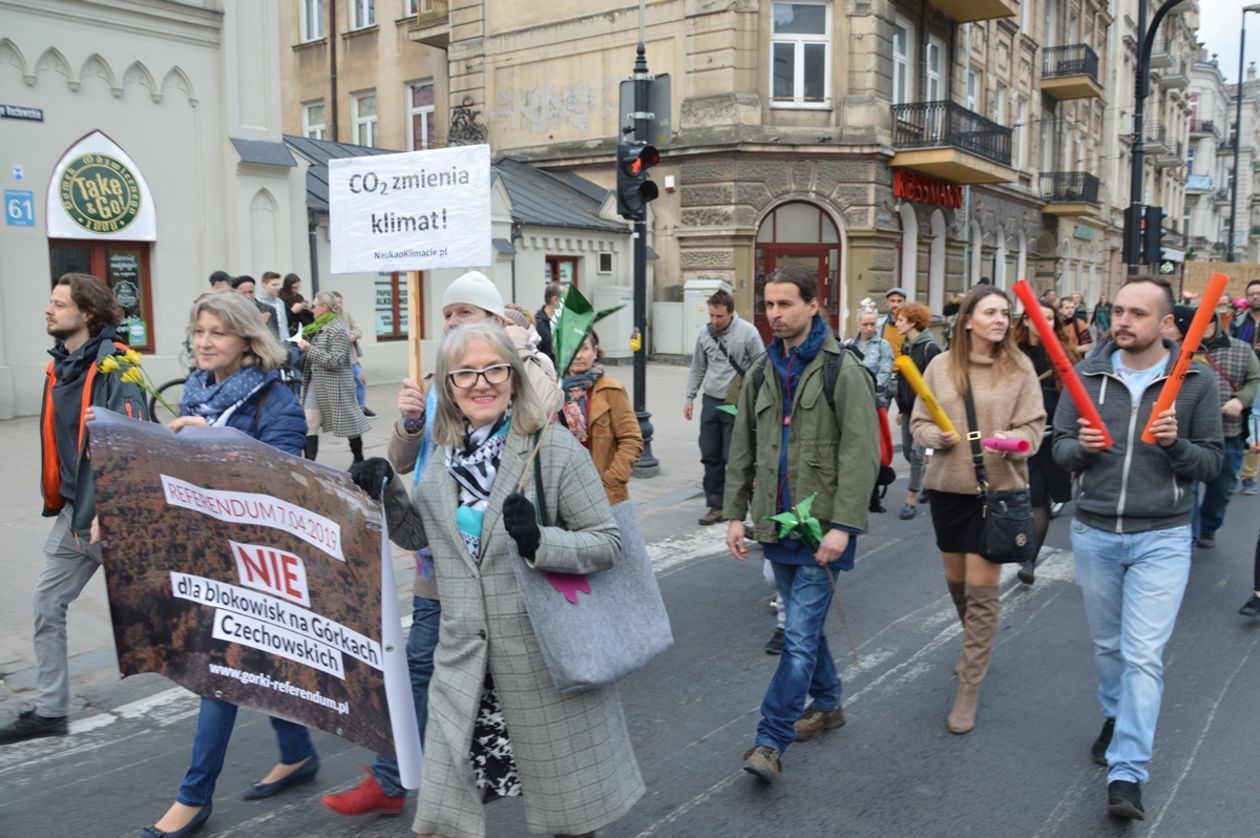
[349,457,394,500]
[502,491,541,559]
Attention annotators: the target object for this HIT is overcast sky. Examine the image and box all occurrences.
[1196,0,1259,84]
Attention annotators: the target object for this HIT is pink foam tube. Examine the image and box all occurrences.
[983,437,1029,453]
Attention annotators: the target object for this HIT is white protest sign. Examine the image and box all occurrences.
[329,144,491,274]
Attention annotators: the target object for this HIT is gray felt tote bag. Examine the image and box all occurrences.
[506,434,674,694]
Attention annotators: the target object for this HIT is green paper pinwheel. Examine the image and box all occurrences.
[766,492,822,550]
[551,285,626,377]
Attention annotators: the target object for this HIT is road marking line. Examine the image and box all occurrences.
[631,547,1077,832]
[632,771,745,838]
[0,687,197,774]
[1148,629,1260,835]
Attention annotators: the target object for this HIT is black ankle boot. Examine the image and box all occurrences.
[303,434,319,461]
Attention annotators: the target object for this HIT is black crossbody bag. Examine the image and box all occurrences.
[963,389,1037,564]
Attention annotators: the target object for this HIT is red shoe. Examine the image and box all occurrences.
[321,769,406,816]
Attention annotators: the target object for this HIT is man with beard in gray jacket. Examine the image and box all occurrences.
[1053,276,1223,822]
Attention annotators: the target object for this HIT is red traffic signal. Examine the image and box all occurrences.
[617,142,660,220]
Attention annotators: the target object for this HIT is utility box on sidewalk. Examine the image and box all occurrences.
[594,286,635,360]
[682,278,732,354]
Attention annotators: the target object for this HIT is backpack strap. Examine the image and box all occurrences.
[748,346,844,423]
[254,378,278,424]
[822,347,842,415]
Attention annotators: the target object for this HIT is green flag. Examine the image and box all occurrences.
[551,286,627,376]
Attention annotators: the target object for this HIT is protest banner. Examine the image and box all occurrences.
[88,410,421,787]
[328,143,493,381]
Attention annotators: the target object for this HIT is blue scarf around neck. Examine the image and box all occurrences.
[181,366,271,425]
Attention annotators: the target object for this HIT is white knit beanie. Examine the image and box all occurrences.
[441,271,505,318]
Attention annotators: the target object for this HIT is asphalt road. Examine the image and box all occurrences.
[2,482,1259,838]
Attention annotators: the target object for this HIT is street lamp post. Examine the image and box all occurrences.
[629,0,659,476]
[1125,0,1189,275]
[1227,5,1260,263]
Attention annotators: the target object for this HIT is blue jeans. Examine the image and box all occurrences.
[755,562,842,754]
[370,596,439,797]
[1192,434,1245,538]
[177,698,314,806]
[352,362,367,407]
[1072,521,1191,785]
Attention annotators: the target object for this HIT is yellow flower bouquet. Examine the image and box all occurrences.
[98,350,176,416]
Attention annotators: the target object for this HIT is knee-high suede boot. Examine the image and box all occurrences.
[349,435,364,463]
[303,434,319,461]
[948,585,999,734]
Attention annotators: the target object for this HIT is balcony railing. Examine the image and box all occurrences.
[1042,45,1100,82]
[1041,171,1100,204]
[891,100,1012,168]
[417,0,448,24]
[1145,124,1171,154]
[1190,119,1216,136]
[1159,61,1190,89]
[409,0,449,46]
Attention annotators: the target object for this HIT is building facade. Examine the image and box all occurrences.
[1185,47,1234,261]
[1219,64,1260,264]
[280,0,449,152]
[280,0,1205,347]
[277,1,642,347]
[1100,0,1198,286]
[0,0,309,418]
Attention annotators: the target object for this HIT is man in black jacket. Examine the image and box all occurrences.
[0,274,147,744]
[534,282,562,363]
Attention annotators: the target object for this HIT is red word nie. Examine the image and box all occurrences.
[232,541,311,608]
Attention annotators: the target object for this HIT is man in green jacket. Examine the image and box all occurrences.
[723,265,879,783]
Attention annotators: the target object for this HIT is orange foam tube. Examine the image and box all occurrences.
[1012,279,1114,450]
[1140,272,1229,445]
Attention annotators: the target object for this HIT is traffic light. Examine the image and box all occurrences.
[1123,205,1142,266]
[616,142,660,221]
[1143,205,1164,266]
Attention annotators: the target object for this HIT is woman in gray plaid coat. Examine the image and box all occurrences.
[297,291,369,463]
[363,322,644,838]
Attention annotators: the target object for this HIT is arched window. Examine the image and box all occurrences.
[753,201,842,340]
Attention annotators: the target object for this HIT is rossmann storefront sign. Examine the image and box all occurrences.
[892,170,962,210]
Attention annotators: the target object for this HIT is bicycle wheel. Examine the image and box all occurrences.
[149,378,186,424]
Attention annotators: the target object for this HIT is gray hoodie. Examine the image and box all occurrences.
[1052,339,1224,534]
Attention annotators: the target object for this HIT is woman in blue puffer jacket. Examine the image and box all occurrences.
[139,292,314,838]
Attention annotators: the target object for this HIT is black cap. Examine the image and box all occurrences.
[1171,304,1217,340]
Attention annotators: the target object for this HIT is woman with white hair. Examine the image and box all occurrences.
[350,321,644,838]
[846,300,894,408]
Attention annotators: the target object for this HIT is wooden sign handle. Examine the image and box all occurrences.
[407,271,422,384]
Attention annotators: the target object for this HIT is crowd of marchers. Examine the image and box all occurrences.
[3,263,1258,836]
